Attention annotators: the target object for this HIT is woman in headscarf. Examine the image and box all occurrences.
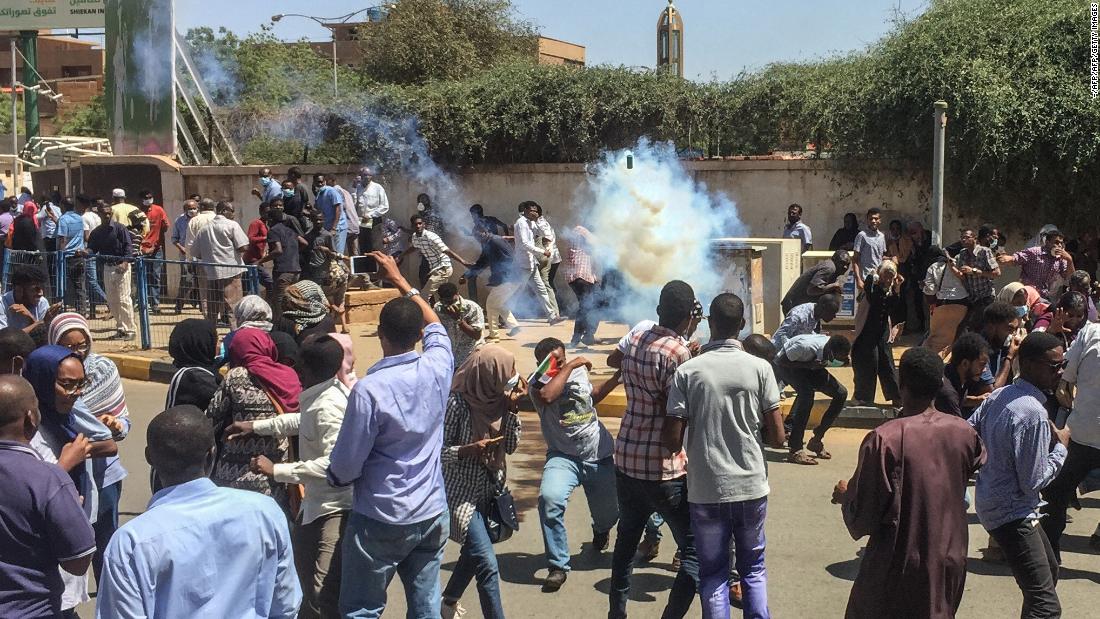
[46,314,131,582]
[165,318,221,411]
[206,328,301,512]
[279,279,336,341]
[217,295,275,366]
[439,346,524,619]
[9,201,40,251]
[329,331,357,388]
[24,345,118,605]
[851,260,903,407]
[829,212,861,251]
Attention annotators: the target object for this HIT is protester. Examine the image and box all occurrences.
[781,249,850,314]
[770,294,840,351]
[464,226,515,336]
[137,190,169,312]
[968,331,1069,618]
[88,200,138,340]
[191,201,249,329]
[260,200,306,314]
[0,326,34,374]
[1032,291,1089,350]
[903,221,934,335]
[399,213,471,302]
[663,293,784,619]
[0,264,56,335]
[434,282,485,369]
[851,208,886,295]
[440,345,524,618]
[851,260,903,407]
[354,166,390,256]
[997,228,1074,299]
[206,328,301,514]
[935,333,992,418]
[531,337,621,592]
[96,405,301,618]
[56,198,88,316]
[108,188,146,234]
[534,203,563,314]
[955,227,1001,331]
[978,301,1024,391]
[565,225,601,347]
[36,194,61,256]
[280,279,337,341]
[0,374,96,619]
[834,347,985,619]
[244,202,274,300]
[607,280,700,619]
[782,203,813,252]
[10,201,39,251]
[922,246,969,354]
[776,334,852,465]
[469,203,509,237]
[327,252,453,617]
[165,318,221,411]
[1066,270,1099,322]
[334,179,359,258]
[222,334,352,619]
[828,213,861,251]
[494,202,561,334]
[315,174,349,255]
[170,199,200,313]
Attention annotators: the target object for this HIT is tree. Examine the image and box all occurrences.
[56,94,107,137]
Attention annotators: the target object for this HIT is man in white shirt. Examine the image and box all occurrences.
[354,167,389,255]
[484,202,561,341]
[534,204,562,319]
[78,196,108,317]
[226,335,352,619]
[190,201,249,328]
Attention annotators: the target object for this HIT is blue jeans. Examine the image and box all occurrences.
[443,508,504,619]
[339,510,448,619]
[145,248,164,307]
[645,512,665,543]
[333,227,348,255]
[538,454,620,571]
[690,498,769,619]
[85,256,108,309]
[609,472,699,619]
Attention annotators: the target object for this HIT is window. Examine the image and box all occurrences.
[61,66,93,78]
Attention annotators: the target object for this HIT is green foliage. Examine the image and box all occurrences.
[0,97,24,137]
[56,94,107,137]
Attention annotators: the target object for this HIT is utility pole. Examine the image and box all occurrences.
[931,100,948,246]
[19,31,38,143]
[10,39,18,186]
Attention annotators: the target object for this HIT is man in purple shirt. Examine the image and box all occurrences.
[997,228,1074,298]
[0,374,96,618]
[328,251,453,618]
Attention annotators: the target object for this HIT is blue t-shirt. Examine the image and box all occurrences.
[314,186,347,232]
[0,291,50,330]
[57,211,85,253]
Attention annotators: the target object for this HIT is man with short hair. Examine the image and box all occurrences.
[225,335,353,619]
[254,167,282,205]
[328,252,453,618]
[492,202,561,336]
[0,265,56,335]
[935,332,992,418]
[354,167,390,256]
[96,405,301,618]
[171,199,200,314]
[0,326,34,374]
[79,196,108,318]
[260,201,306,314]
[997,228,1074,299]
[56,198,88,316]
[978,301,1023,391]
[663,293,785,618]
[968,332,1069,618]
[0,374,96,618]
[781,203,812,252]
[315,174,348,255]
[771,294,841,351]
[433,282,484,369]
[87,200,136,340]
[776,333,852,465]
[399,214,471,302]
[956,227,1001,331]
[834,348,985,618]
[244,202,275,300]
[191,201,249,329]
[608,280,700,619]
[466,227,515,334]
[781,249,850,314]
[138,190,169,312]
[852,208,886,294]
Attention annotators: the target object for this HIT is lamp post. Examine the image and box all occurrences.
[271,4,395,99]
[931,100,948,246]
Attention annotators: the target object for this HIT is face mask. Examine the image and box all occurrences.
[142,198,154,206]
[1015,305,1028,318]
[825,359,845,368]
[505,373,520,392]
[989,238,999,250]
[260,176,272,187]
[416,202,426,212]
[283,189,295,198]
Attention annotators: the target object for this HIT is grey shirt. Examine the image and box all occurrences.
[667,339,781,504]
[531,367,614,462]
[853,229,887,280]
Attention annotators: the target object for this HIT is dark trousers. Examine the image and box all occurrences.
[293,510,346,619]
[144,247,163,308]
[852,329,900,403]
[569,279,600,342]
[270,271,301,316]
[43,237,58,295]
[783,366,847,452]
[609,471,698,619]
[175,261,199,312]
[64,255,87,316]
[92,481,122,585]
[1041,440,1100,561]
[989,518,1061,618]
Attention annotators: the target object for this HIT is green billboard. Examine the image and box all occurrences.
[105,0,175,156]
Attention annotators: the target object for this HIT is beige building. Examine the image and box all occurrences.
[0,33,104,135]
[537,36,584,66]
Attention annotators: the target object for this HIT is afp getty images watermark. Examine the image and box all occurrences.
[1092,3,1099,96]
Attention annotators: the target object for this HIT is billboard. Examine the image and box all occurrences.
[0,0,106,29]
[105,0,175,156]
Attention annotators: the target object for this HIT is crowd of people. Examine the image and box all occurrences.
[3,179,1100,619]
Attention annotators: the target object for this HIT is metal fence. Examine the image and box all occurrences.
[1,250,261,350]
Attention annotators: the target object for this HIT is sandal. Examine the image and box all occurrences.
[787,451,819,465]
[807,438,832,460]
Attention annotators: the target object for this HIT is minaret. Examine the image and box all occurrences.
[656,0,684,77]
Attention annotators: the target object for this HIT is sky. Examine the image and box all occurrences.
[173,0,931,80]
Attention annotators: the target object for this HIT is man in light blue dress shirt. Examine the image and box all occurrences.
[328,252,453,618]
[96,405,301,619]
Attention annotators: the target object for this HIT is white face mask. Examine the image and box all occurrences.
[142,198,154,206]
[416,202,426,212]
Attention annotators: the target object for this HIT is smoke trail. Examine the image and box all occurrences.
[577,139,747,335]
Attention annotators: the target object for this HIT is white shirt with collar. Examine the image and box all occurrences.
[513,215,544,272]
[355,181,390,219]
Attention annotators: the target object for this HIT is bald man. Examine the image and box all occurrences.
[0,375,96,618]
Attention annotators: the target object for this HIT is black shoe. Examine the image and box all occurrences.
[542,568,567,593]
[592,530,610,553]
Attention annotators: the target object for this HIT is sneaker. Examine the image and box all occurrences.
[441,599,467,618]
[581,335,598,346]
[592,530,610,553]
[507,326,522,338]
[548,316,566,326]
[542,568,567,592]
[570,335,583,347]
[634,538,659,564]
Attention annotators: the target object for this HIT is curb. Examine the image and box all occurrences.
[103,353,177,384]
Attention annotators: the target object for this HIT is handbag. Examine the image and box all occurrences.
[483,479,519,544]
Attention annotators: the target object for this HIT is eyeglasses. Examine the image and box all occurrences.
[56,378,89,395]
[61,341,90,355]
[1039,359,1067,372]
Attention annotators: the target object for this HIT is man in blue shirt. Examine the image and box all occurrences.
[56,197,88,315]
[328,251,453,618]
[463,226,514,301]
[0,264,57,334]
[314,174,348,255]
[97,405,301,619]
[968,331,1070,618]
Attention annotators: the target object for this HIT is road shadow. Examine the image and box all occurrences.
[825,556,860,582]
[591,572,677,602]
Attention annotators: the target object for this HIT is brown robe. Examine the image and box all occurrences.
[842,410,986,618]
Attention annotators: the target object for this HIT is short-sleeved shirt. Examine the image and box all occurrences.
[853,230,887,280]
[191,215,250,281]
[244,218,268,264]
[0,441,96,618]
[411,230,452,272]
[782,333,830,363]
[434,298,484,369]
[267,222,301,274]
[109,202,147,234]
[782,220,813,251]
[0,290,50,330]
[56,211,86,253]
[171,213,190,250]
[315,186,346,232]
[531,366,614,462]
[1065,322,1100,450]
[615,323,693,480]
[1013,246,1070,297]
[771,302,819,350]
[81,211,100,233]
[87,221,133,266]
[957,245,999,301]
[37,203,61,238]
[140,204,168,253]
[668,340,781,504]
[782,260,840,312]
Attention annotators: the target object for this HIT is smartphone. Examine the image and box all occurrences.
[350,255,378,275]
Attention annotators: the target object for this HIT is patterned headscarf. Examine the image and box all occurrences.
[234,295,273,332]
[282,280,329,330]
[48,312,128,418]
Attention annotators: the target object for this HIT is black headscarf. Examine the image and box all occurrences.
[169,319,217,372]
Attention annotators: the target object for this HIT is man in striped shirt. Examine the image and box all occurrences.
[398,214,471,302]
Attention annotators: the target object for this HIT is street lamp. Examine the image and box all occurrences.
[271,4,396,98]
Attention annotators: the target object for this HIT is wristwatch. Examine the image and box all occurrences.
[404,288,420,298]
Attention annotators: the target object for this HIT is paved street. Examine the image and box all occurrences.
[78,322,1100,617]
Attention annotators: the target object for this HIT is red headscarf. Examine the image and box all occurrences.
[227,328,302,413]
[20,201,39,229]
